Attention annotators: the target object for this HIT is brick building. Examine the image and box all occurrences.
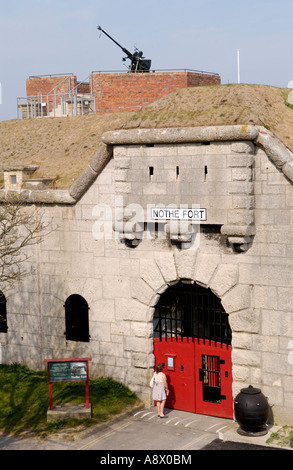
[21,70,220,117]
[89,70,220,113]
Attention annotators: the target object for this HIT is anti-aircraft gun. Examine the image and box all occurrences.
[97,25,151,73]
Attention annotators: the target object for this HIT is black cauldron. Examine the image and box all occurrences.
[234,385,269,436]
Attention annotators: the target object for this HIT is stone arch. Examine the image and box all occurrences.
[148,252,251,331]
[130,250,252,362]
[133,250,244,313]
[134,250,241,411]
[131,249,255,403]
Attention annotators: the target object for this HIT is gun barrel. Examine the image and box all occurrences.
[97,25,151,72]
[97,25,133,60]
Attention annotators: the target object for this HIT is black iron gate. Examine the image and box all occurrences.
[153,281,231,346]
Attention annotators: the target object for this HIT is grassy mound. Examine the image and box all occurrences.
[1,84,293,189]
[124,84,293,152]
[0,363,139,438]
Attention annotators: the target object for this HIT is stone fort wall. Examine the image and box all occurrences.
[1,126,293,424]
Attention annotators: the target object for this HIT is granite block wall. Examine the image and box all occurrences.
[1,126,293,424]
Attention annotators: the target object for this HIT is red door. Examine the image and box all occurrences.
[153,337,233,419]
[154,337,196,412]
[195,339,233,418]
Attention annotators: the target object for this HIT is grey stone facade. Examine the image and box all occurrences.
[1,125,293,425]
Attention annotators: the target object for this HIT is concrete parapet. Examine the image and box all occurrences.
[102,125,259,146]
[0,189,76,204]
[69,144,111,200]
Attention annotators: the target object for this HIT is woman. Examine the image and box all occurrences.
[152,364,169,417]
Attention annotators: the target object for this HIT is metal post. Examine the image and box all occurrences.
[237,49,240,84]
[49,383,53,410]
[61,91,65,115]
[74,94,77,116]
[85,381,90,408]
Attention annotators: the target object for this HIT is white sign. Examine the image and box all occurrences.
[151,207,207,221]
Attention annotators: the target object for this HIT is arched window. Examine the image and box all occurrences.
[64,294,90,342]
[153,281,231,346]
[0,292,7,333]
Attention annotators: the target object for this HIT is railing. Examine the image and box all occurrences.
[90,68,220,76]
[28,73,74,78]
[17,93,96,119]
[17,73,96,119]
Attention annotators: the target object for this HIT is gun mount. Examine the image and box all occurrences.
[97,25,151,73]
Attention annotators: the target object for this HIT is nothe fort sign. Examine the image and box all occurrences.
[151,207,207,221]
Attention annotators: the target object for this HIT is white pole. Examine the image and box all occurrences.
[237,49,240,84]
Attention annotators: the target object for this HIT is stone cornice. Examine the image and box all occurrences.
[0,125,292,204]
[102,125,260,145]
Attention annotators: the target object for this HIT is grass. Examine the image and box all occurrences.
[0,112,133,189]
[0,363,139,438]
[124,84,293,155]
[266,425,293,448]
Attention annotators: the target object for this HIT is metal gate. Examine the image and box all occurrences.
[153,282,233,419]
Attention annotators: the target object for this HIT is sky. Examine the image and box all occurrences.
[0,0,293,121]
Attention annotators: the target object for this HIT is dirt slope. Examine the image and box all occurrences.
[124,84,293,151]
[0,84,292,189]
[0,112,132,189]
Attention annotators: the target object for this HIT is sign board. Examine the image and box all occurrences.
[151,208,207,221]
[48,361,88,382]
[44,357,92,410]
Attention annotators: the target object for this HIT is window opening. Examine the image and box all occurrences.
[201,354,221,403]
[204,165,208,181]
[0,292,7,333]
[65,294,90,342]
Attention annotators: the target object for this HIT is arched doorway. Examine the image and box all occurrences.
[153,281,233,419]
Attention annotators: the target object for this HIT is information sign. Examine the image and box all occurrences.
[48,361,88,382]
[44,357,92,410]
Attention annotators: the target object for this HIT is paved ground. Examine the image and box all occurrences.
[0,407,291,452]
